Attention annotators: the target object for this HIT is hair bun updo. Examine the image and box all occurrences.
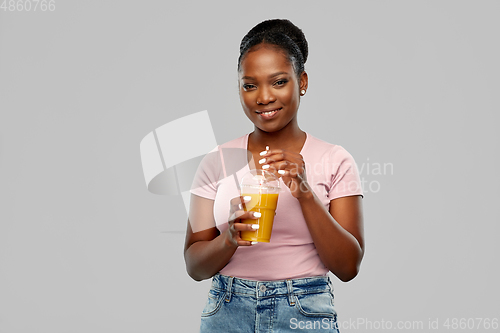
[238,19,308,77]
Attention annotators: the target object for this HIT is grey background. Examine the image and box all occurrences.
[1,1,499,332]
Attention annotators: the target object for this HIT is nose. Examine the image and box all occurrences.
[256,86,276,105]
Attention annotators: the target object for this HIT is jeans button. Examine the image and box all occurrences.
[259,284,267,292]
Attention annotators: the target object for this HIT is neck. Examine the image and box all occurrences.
[250,119,305,152]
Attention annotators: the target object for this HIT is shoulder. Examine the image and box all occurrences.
[199,134,247,162]
[218,133,248,150]
[196,133,249,174]
[304,133,354,161]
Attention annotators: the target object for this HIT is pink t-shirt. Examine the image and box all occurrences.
[190,132,363,281]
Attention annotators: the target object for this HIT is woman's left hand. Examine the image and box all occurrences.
[259,149,311,199]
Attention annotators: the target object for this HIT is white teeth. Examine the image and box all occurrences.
[259,108,280,115]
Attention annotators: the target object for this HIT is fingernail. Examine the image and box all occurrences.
[278,170,285,175]
[262,164,270,170]
[243,196,252,201]
[251,224,259,229]
[253,212,261,218]
[251,241,258,245]
[259,150,267,156]
[258,158,266,164]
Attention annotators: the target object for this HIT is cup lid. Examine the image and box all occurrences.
[240,169,280,191]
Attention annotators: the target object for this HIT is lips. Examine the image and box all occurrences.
[255,107,282,120]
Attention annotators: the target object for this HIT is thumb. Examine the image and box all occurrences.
[281,175,293,188]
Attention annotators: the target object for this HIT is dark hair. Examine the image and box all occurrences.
[238,19,308,78]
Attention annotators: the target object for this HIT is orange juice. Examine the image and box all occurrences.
[240,193,279,242]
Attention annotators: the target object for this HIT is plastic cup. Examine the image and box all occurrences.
[240,169,280,243]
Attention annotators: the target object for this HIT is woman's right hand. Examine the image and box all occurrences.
[225,196,260,247]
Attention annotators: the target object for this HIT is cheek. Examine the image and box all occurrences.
[279,88,299,105]
[240,93,253,110]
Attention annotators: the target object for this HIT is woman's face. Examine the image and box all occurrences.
[238,44,307,133]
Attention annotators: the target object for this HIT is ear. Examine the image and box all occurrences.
[299,71,308,92]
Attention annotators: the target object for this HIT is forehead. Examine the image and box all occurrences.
[239,45,293,78]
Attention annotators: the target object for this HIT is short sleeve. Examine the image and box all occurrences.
[190,147,221,200]
[328,146,364,200]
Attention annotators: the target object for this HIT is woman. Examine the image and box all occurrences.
[184,19,364,332]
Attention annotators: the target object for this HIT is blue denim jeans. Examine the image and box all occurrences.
[200,273,340,332]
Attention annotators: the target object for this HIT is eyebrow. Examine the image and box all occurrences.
[241,71,289,80]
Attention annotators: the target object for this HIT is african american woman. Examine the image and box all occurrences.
[184,19,364,333]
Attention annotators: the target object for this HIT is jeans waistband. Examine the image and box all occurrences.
[211,273,333,303]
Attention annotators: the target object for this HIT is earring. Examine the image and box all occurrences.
[300,89,306,95]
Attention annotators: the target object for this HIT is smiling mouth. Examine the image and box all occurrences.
[255,108,282,115]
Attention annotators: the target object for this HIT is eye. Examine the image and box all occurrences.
[274,79,288,87]
[242,83,256,91]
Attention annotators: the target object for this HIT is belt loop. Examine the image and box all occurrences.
[225,276,234,302]
[286,279,295,306]
[327,276,335,299]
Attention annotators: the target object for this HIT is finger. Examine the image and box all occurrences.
[229,195,253,214]
[259,150,286,164]
[277,169,288,176]
[288,180,299,192]
[288,162,302,177]
[262,156,304,175]
[260,149,303,163]
[229,195,252,207]
[261,162,280,178]
[227,224,259,247]
[237,240,258,246]
[284,161,305,178]
[232,222,260,232]
[262,160,287,177]
[282,177,293,188]
[273,161,301,177]
[233,229,259,246]
[259,148,282,157]
[229,210,261,222]
[270,160,288,170]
